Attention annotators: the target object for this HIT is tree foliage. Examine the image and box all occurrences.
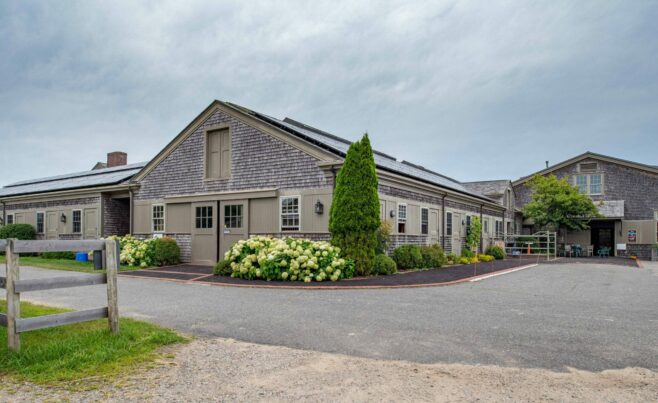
[465,216,482,251]
[523,174,601,231]
[329,134,380,275]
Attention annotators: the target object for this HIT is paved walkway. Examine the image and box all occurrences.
[2,261,657,372]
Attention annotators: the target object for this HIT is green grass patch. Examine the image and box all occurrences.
[0,300,186,384]
[0,255,140,273]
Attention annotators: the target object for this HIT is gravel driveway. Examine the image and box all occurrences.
[3,261,657,372]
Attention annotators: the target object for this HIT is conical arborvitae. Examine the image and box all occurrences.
[329,134,381,275]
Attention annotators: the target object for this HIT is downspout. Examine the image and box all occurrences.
[479,205,483,254]
[129,188,134,235]
[441,194,447,250]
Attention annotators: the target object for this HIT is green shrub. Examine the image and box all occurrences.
[445,252,458,265]
[225,236,353,282]
[420,244,446,268]
[485,245,506,260]
[460,248,475,258]
[40,251,76,260]
[0,224,36,240]
[152,237,181,266]
[373,254,397,275]
[393,245,423,269]
[458,256,470,265]
[477,254,495,262]
[375,220,393,255]
[329,135,380,276]
[214,259,232,276]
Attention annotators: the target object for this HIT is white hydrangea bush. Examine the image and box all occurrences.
[224,236,355,282]
[107,235,155,268]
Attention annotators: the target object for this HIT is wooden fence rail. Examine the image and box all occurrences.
[1,239,120,352]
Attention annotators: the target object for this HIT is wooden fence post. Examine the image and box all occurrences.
[105,240,119,334]
[6,239,21,352]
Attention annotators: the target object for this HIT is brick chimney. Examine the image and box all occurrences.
[107,152,128,168]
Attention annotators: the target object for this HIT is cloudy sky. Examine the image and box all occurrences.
[1,1,657,186]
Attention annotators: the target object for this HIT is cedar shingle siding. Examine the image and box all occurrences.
[514,158,658,220]
[134,109,328,201]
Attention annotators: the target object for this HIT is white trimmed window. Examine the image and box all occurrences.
[152,204,165,232]
[420,207,429,235]
[72,210,82,234]
[281,196,300,231]
[36,212,44,234]
[397,204,407,233]
[6,214,14,225]
[574,174,603,195]
[483,219,489,234]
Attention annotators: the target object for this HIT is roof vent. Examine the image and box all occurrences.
[107,152,128,168]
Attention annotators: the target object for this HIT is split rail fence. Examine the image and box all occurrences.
[0,239,120,352]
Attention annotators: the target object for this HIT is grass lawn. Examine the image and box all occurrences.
[0,255,141,273]
[0,300,186,384]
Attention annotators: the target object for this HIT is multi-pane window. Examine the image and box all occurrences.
[495,221,503,236]
[446,212,453,236]
[574,174,603,195]
[589,174,602,194]
[575,175,588,194]
[397,204,407,233]
[72,210,82,233]
[152,205,165,232]
[466,215,471,231]
[36,212,44,234]
[195,206,213,229]
[6,214,13,225]
[420,208,429,235]
[281,197,300,231]
[224,205,243,228]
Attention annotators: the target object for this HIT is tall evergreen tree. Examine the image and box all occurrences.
[329,134,381,275]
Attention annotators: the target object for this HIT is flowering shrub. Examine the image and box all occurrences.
[224,236,355,282]
[107,235,155,268]
[477,254,495,262]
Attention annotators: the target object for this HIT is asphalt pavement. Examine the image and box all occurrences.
[2,261,657,372]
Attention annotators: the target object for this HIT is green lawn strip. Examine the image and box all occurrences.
[0,300,186,385]
[0,255,142,273]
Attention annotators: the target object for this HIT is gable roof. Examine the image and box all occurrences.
[462,180,511,197]
[0,162,146,198]
[512,151,658,186]
[225,102,496,203]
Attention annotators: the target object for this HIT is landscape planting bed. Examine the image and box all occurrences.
[120,258,542,288]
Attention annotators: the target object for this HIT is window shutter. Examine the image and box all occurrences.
[220,130,231,178]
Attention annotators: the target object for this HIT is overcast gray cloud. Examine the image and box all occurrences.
[1,0,657,185]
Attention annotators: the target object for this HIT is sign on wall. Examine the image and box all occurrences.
[627,230,637,243]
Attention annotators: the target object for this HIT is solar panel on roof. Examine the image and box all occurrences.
[0,163,146,197]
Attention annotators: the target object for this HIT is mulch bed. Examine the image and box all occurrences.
[194,258,540,288]
[120,270,207,281]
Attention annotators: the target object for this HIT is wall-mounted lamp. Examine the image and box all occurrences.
[314,200,324,215]
[390,210,396,218]
[462,219,466,226]
[60,213,67,223]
